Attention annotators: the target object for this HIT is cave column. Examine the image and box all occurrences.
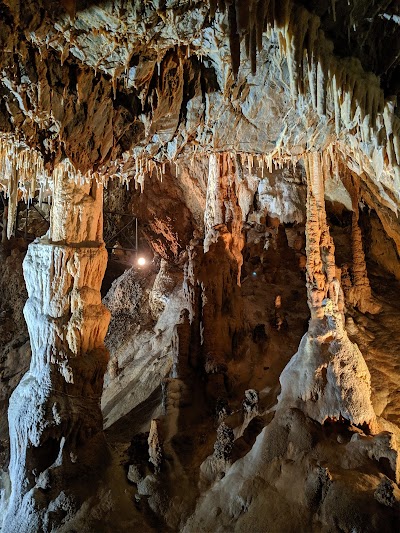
[2,162,110,532]
[278,151,376,431]
[347,180,380,314]
[304,151,340,319]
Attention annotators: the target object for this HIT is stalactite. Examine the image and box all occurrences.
[6,163,18,240]
[235,0,249,37]
[255,0,266,52]
[332,73,341,135]
[207,1,399,185]
[204,152,244,284]
[227,3,240,78]
[0,137,50,239]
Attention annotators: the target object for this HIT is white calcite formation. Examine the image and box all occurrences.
[0,163,110,533]
[0,136,50,239]
[278,152,377,429]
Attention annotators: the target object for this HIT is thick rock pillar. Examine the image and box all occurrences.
[1,163,110,532]
[278,152,376,430]
[304,152,338,319]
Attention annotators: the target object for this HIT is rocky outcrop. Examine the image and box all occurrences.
[185,409,400,533]
[101,261,185,429]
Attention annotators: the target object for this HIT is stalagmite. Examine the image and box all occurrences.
[345,177,381,314]
[148,419,163,474]
[1,161,110,533]
[278,151,377,430]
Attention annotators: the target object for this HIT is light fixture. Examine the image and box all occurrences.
[137,256,146,266]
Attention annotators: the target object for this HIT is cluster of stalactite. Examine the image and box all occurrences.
[0,135,100,239]
[0,123,301,242]
[0,136,50,239]
[209,0,400,184]
[0,135,118,240]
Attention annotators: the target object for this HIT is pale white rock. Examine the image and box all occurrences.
[102,266,186,429]
[257,168,306,224]
[278,152,376,430]
[278,300,376,428]
[1,161,110,533]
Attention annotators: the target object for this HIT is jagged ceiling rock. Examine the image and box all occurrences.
[0,0,399,254]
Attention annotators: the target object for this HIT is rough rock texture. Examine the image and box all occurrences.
[0,1,399,532]
[185,409,400,533]
[0,245,30,467]
[101,262,183,429]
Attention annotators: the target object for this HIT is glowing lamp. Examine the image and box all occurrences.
[137,257,146,266]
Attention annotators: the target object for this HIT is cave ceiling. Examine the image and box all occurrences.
[0,0,399,220]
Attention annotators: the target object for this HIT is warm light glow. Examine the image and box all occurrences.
[137,256,146,266]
